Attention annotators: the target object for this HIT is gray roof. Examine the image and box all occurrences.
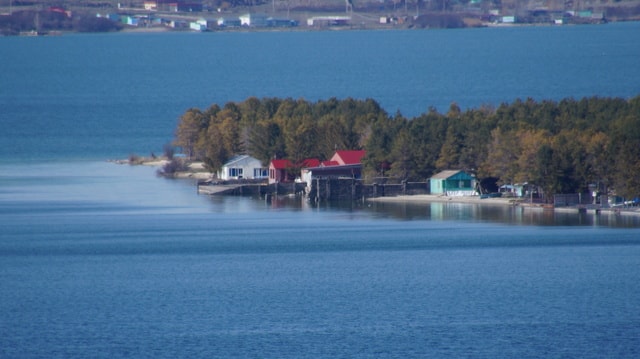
[223,155,254,166]
[430,170,464,180]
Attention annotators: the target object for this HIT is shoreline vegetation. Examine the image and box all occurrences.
[168,96,640,202]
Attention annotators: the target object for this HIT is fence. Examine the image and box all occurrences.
[307,178,429,203]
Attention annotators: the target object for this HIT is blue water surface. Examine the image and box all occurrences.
[1,22,639,162]
[1,23,640,358]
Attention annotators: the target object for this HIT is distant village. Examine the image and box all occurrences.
[190,149,636,210]
[97,0,613,32]
[4,0,639,35]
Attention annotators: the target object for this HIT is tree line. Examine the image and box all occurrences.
[0,10,121,35]
[173,95,640,199]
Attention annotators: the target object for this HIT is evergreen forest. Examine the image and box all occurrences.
[172,95,640,199]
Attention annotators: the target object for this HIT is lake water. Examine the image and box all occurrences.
[1,23,640,358]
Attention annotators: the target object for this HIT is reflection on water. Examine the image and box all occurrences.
[243,194,640,228]
[365,201,640,228]
[2,160,638,228]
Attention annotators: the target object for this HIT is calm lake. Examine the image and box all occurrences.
[1,23,640,358]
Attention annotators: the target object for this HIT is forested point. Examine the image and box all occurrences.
[172,95,640,199]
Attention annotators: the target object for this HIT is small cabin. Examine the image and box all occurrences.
[219,155,267,180]
[430,170,477,196]
[268,159,294,184]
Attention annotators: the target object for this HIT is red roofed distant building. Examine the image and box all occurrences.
[48,6,72,17]
[301,158,320,168]
[330,150,366,165]
[321,160,339,166]
[269,159,292,184]
[268,158,321,184]
[269,152,365,185]
[301,150,366,184]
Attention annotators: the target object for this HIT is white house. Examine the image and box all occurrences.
[190,18,208,31]
[218,155,268,180]
[217,17,241,27]
[239,13,269,27]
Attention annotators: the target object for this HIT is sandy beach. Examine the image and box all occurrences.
[370,194,518,206]
[111,158,213,179]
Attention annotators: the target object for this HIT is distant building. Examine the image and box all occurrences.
[300,150,366,185]
[217,17,241,27]
[168,19,188,28]
[379,16,398,25]
[330,150,366,166]
[121,16,139,26]
[190,18,208,31]
[239,13,269,27]
[144,0,174,11]
[169,2,203,12]
[307,16,351,27]
[269,158,320,184]
[430,170,477,196]
[219,155,267,180]
[145,1,202,12]
[267,17,297,27]
[144,1,159,10]
[97,13,121,22]
[269,159,292,184]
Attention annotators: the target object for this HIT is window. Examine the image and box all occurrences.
[254,168,268,178]
[228,168,243,178]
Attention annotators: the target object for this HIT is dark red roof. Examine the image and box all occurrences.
[321,160,339,167]
[271,158,320,169]
[332,150,366,165]
[301,158,320,167]
[48,7,68,15]
[270,159,292,169]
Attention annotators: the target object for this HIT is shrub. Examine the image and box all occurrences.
[158,158,189,177]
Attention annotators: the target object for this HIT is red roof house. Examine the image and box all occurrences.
[321,160,339,167]
[330,150,366,165]
[301,150,367,184]
[269,159,292,184]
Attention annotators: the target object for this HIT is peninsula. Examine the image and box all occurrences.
[121,95,640,215]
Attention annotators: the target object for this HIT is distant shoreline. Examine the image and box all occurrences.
[110,157,640,216]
